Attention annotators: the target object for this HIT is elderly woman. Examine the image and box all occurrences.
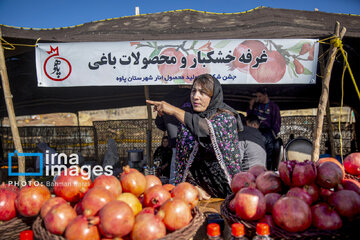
[147,74,243,198]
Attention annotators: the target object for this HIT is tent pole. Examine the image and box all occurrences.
[0,28,26,185]
[144,86,153,168]
[76,112,82,153]
[311,22,346,162]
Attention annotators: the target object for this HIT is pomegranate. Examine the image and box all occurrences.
[81,187,114,217]
[43,202,77,235]
[311,203,342,230]
[279,160,317,187]
[230,172,256,194]
[15,182,51,217]
[40,197,67,219]
[0,188,17,221]
[157,48,184,76]
[317,157,345,176]
[302,183,320,204]
[319,187,335,202]
[171,182,199,209]
[98,200,135,238]
[117,192,143,215]
[342,179,360,194]
[136,207,155,220]
[144,185,171,208]
[0,182,19,194]
[248,165,267,178]
[255,171,282,194]
[234,187,266,221]
[145,175,162,190]
[74,201,83,215]
[272,197,312,232]
[54,168,91,203]
[264,193,282,214]
[328,190,360,218]
[65,215,101,240]
[299,43,311,55]
[131,213,166,240]
[293,59,304,74]
[120,166,147,197]
[286,187,312,206]
[91,175,122,198]
[163,184,176,192]
[258,215,276,229]
[158,198,192,231]
[316,161,344,189]
[250,50,286,83]
[343,152,360,176]
[229,197,236,212]
[308,44,315,60]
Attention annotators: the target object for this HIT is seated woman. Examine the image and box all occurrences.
[147,74,243,198]
[153,136,173,178]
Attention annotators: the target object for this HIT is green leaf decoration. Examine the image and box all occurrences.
[149,48,161,59]
[191,40,198,49]
[287,40,312,54]
[214,40,231,49]
[289,62,298,78]
[288,63,294,78]
[303,67,312,75]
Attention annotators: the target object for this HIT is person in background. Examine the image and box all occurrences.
[147,74,244,199]
[247,87,281,136]
[153,136,173,178]
[238,114,267,171]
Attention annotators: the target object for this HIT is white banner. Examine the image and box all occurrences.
[35,39,319,87]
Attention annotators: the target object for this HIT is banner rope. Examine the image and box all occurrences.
[0,37,40,50]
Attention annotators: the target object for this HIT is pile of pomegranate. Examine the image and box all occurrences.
[229,153,360,234]
[0,165,199,240]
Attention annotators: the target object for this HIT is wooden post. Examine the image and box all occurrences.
[0,28,26,185]
[144,86,153,168]
[311,22,346,162]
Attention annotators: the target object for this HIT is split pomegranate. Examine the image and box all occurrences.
[230,172,256,194]
[248,165,267,178]
[171,182,199,209]
[286,187,312,206]
[272,197,312,232]
[43,202,77,235]
[255,171,282,195]
[120,166,147,197]
[131,213,166,240]
[117,192,143,216]
[264,193,282,214]
[145,175,162,190]
[328,190,360,218]
[81,187,114,217]
[40,197,67,218]
[279,160,317,187]
[234,187,266,221]
[158,198,193,231]
[15,182,51,217]
[316,161,344,189]
[0,188,17,221]
[98,200,135,238]
[343,152,360,176]
[65,215,100,240]
[91,175,122,198]
[311,203,342,230]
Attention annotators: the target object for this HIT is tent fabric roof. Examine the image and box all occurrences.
[1,7,360,117]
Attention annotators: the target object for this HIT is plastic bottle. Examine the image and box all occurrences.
[230,223,248,240]
[252,223,272,240]
[19,230,33,240]
[207,223,222,240]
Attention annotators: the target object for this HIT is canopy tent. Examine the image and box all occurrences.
[1,7,360,139]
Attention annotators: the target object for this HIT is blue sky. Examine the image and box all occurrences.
[0,0,359,29]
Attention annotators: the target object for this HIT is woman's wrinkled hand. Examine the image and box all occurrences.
[146,100,176,117]
[195,185,211,200]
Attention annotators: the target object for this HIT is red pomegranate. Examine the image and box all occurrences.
[65,215,100,240]
[0,188,17,221]
[317,157,345,176]
[145,175,162,190]
[272,197,312,232]
[157,48,184,77]
[302,183,320,204]
[299,43,311,55]
[230,172,256,194]
[158,198,193,231]
[136,207,155,220]
[293,59,304,74]
[319,187,335,202]
[342,179,360,194]
[171,182,199,209]
[308,44,315,60]
[328,190,360,218]
[316,161,344,189]
[286,187,313,206]
[144,185,171,208]
[98,200,135,238]
[81,187,114,217]
[91,175,122,198]
[343,152,360,176]
[250,50,286,83]
[264,193,282,214]
[0,182,19,194]
[229,197,236,212]
[40,197,67,219]
[43,202,77,235]
[120,166,147,197]
[255,171,282,195]
[311,203,342,230]
[163,184,176,192]
[53,168,91,203]
[279,160,317,187]
[234,187,266,221]
[15,182,51,217]
[248,165,267,178]
[131,213,166,240]
[258,215,276,229]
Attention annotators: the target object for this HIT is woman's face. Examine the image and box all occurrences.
[190,82,211,112]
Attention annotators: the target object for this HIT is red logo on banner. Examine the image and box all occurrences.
[43,46,72,81]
